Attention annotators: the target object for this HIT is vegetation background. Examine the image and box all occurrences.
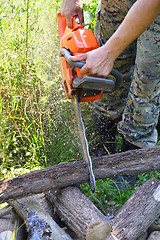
[1,0,160,214]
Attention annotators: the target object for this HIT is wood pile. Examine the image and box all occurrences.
[1,146,160,240]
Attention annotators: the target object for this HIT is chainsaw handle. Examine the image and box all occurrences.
[110,69,122,89]
[60,48,85,68]
[60,48,122,89]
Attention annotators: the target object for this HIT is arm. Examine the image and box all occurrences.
[106,0,160,62]
[60,0,84,28]
[70,0,160,77]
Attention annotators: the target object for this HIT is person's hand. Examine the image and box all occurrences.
[60,0,84,28]
[69,45,116,77]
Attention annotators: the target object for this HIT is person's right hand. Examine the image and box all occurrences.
[60,0,84,28]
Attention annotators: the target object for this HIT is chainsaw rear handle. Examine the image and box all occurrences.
[60,48,122,89]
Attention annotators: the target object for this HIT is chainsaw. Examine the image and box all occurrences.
[57,13,122,192]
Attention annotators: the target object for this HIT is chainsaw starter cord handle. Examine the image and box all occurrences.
[60,48,122,89]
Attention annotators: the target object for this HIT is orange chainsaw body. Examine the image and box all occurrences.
[58,13,103,102]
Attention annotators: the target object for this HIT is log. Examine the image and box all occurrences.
[105,235,118,240]
[0,214,15,235]
[46,179,160,240]
[46,186,112,240]
[110,178,160,240]
[0,231,13,240]
[7,194,73,240]
[1,146,160,203]
[0,206,12,217]
[0,209,27,240]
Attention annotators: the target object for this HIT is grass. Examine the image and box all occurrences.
[0,0,160,219]
[0,0,82,179]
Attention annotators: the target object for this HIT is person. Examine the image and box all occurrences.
[60,0,160,155]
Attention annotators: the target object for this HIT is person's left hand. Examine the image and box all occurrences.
[60,0,84,28]
[69,45,115,77]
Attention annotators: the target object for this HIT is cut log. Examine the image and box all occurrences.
[0,210,27,240]
[0,214,15,235]
[1,146,160,203]
[45,179,160,240]
[110,178,160,240]
[46,186,112,240]
[0,206,12,217]
[7,194,73,240]
[104,235,118,240]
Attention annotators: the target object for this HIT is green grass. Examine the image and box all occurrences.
[0,0,82,179]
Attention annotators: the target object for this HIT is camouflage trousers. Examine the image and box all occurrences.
[93,0,160,148]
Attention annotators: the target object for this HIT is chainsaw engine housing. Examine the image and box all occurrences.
[58,13,103,102]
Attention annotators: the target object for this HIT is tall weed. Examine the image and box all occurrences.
[0,0,81,179]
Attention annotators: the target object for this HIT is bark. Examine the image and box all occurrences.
[0,146,160,203]
[46,179,160,240]
[111,178,160,240]
[105,235,118,240]
[7,194,73,240]
[0,206,12,217]
[46,186,112,240]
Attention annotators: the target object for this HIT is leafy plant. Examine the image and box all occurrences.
[81,178,136,216]
[83,0,98,30]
